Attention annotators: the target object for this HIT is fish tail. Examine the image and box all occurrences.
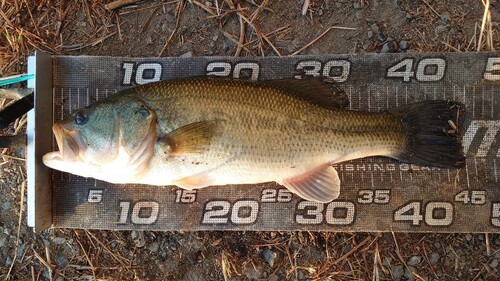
[389,100,466,168]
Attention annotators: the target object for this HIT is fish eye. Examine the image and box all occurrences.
[75,110,88,125]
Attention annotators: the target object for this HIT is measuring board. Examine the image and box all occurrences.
[26,52,500,232]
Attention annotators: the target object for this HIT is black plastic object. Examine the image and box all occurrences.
[0,92,34,130]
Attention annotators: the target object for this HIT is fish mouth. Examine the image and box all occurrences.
[52,123,85,162]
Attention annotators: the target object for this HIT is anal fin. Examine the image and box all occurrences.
[173,172,215,190]
[280,165,340,203]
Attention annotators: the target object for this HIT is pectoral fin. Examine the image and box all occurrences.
[162,120,222,156]
[280,165,341,203]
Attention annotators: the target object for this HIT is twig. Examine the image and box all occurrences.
[392,232,426,281]
[235,11,245,56]
[6,180,26,278]
[420,0,441,18]
[190,0,217,16]
[105,0,140,10]
[239,14,281,56]
[292,26,355,56]
[334,235,372,265]
[159,0,185,56]
[485,233,491,256]
[33,247,53,281]
[76,238,97,280]
[301,0,310,16]
[85,231,129,266]
[477,0,491,51]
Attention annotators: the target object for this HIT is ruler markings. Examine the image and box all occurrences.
[494,158,498,182]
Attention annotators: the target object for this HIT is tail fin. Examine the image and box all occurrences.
[389,100,465,168]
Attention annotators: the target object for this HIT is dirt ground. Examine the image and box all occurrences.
[0,0,499,280]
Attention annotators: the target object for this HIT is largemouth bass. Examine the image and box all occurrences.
[43,78,465,203]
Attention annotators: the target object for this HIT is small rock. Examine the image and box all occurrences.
[495,252,500,259]
[377,32,387,43]
[43,269,51,280]
[131,231,146,248]
[405,13,413,22]
[55,254,68,269]
[309,48,320,55]
[433,242,441,249]
[494,236,500,246]
[5,257,12,266]
[0,237,7,247]
[439,12,451,25]
[3,228,10,235]
[180,51,193,58]
[391,265,404,280]
[407,256,421,266]
[148,242,159,253]
[318,9,323,16]
[262,249,277,267]
[209,41,215,48]
[205,1,213,7]
[370,23,380,34]
[2,201,11,210]
[435,25,448,34]
[53,237,66,245]
[490,259,498,269]
[436,269,443,277]
[353,1,361,9]
[367,31,374,39]
[465,234,473,241]
[398,40,409,50]
[380,41,396,53]
[212,35,219,41]
[429,252,440,265]
[268,275,279,281]
[404,266,417,280]
[244,265,262,280]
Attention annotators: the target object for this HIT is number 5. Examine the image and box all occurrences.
[492,203,500,227]
[88,190,103,203]
[484,57,500,81]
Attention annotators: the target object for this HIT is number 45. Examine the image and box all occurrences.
[387,58,446,82]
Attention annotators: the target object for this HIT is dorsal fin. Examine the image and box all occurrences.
[260,78,349,109]
[190,76,349,109]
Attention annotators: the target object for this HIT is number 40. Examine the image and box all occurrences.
[387,58,446,82]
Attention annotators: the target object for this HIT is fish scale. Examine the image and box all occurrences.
[127,78,406,187]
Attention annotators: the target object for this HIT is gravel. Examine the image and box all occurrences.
[391,265,404,280]
[180,51,193,58]
[429,252,440,265]
[404,266,417,280]
[55,253,68,269]
[489,259,498,269]
[262,249,277,267]
[407,255,422,266]
[0,237,7,248]
[131,231,146,248]
[370,23,380,34]
[380,41,396,53]
[398,40,409,50]
[53,237,66,245]
[148,241,159,253]
[2,201,10,210]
